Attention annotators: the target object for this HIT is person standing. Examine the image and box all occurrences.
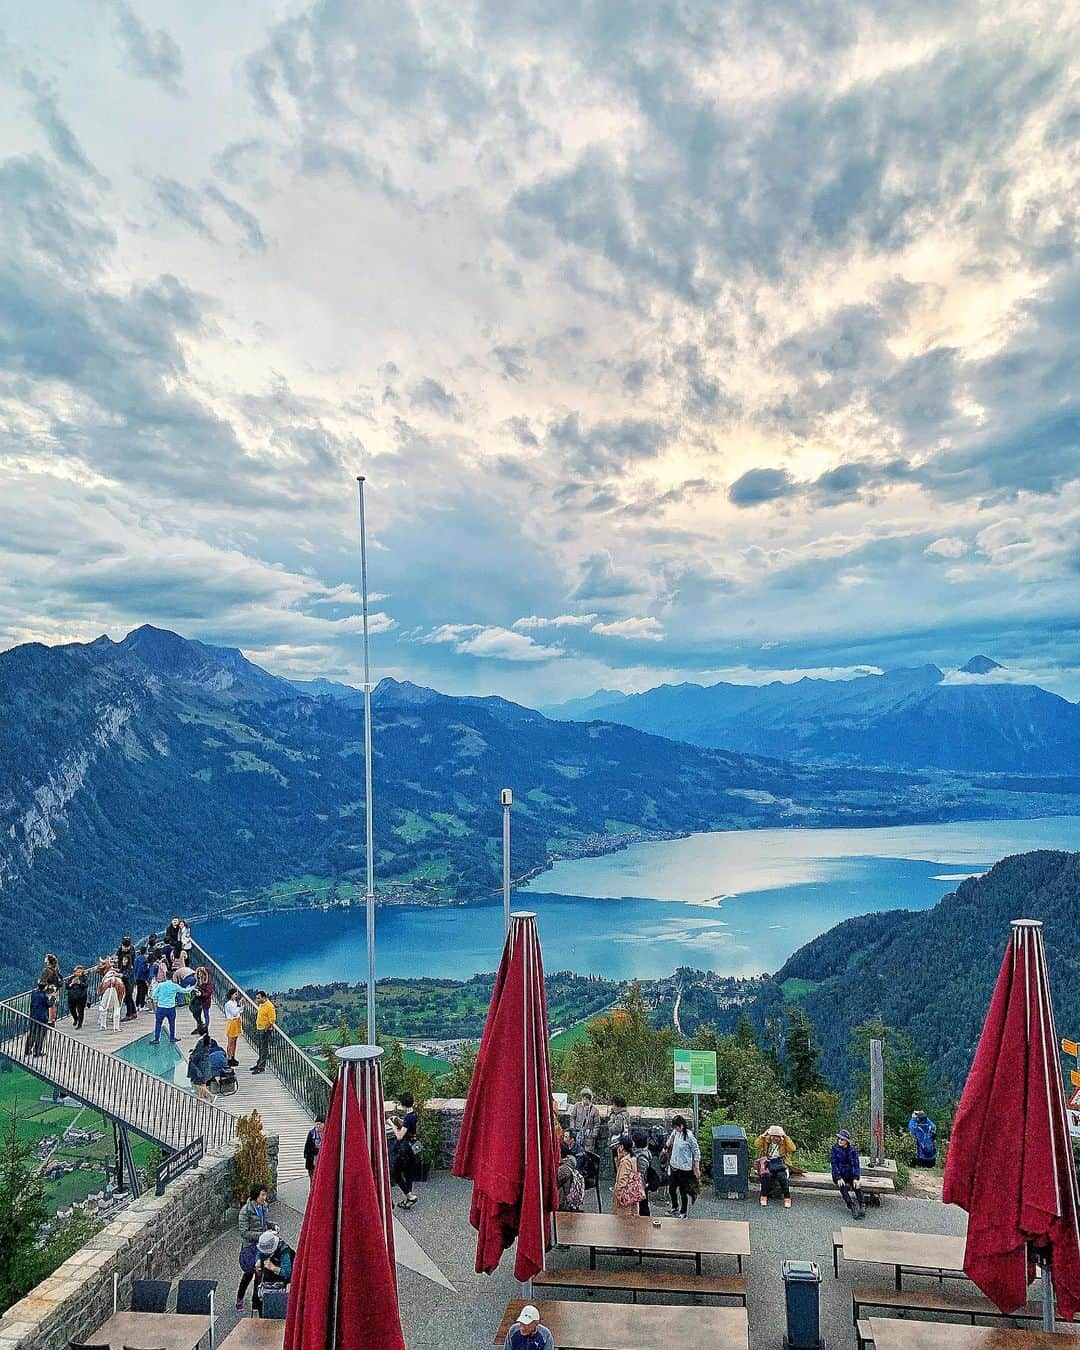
[235,1185,271,1313]
[304,1116,325,1186]
[97,967,123,1034]
[390,1091,420,1208]
[65,967,88,1030]
[250,991,275,1073]
[164,917,182,956]
[755,1124,797,1208]
[607,1094,630,1169]
[150,974,185,1044]
[25,981,50,1056]
[568,1087,600,1162]
[612,1137,646,1215]
[223,988,243,1066]
[190,967,213,1035]
[908,1110,938,1166]
[830,1129,866,1218]
[133,946,150,1011]
[631,1127,654,1216]
[115,937,137,1020]
[664,1115,701,1217]
[503,1304,554,1350]
[40,955,63,1025]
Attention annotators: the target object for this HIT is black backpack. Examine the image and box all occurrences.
[637,1148,661,1192]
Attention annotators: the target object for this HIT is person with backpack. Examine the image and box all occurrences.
[755,1124,797,1208]
[612,1137,647,1215]
[253,1230,294,1314]
[235,1185,272,1312]
[632,1127,658,1216]
[663,1115,701,1217]
[390,1090,420,1208]
[558,1142,585,1212]
[908,1110,938,1165]
[115,937,138,1019]
[607,1094,630,1163]
[830,1129,866,1219]
[568,1087,600,1162]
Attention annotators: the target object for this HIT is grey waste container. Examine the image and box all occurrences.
[782,1260,824,1350]
[712,1124,748,1199]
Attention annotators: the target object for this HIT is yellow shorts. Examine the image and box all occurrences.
[225,1017,243,1038]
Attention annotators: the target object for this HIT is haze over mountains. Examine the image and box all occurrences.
[542,660,1080,775]
[17,624,1062,992]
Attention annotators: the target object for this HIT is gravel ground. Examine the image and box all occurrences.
[179,1169,967,1349]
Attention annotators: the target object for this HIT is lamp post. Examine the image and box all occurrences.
[357,476,377,1047]
[501,788,513,937]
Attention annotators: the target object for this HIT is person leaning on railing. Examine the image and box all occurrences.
[250,991,276,1074]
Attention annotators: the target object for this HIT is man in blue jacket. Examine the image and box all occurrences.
[830,1129,866,1219]
[908,1110,937,1165]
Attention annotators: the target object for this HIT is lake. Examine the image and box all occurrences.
[199,815,1080,990]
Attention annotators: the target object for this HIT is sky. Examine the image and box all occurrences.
[0,0,1077,705]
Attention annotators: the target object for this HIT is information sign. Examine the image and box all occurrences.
[673,1048,717,1095]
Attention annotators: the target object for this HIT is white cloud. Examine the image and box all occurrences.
[421,624,562,662]
[925,537,968,559]
[513,613,597,630]
[592,617,665,642]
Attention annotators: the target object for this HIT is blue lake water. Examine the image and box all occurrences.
[199,816,1080,990]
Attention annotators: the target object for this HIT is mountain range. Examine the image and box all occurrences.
[741,848,1080,1092]
[542,659,1080,775]
[4,626,1079,992]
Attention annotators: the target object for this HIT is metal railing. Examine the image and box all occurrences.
[0,999,238,1154]
[189,940,331,1121]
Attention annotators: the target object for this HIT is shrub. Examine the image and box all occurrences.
[232,1111,272,1204]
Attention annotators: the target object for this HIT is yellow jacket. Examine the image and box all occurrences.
[755,1131,796,1160]
[256,1000,276,1031]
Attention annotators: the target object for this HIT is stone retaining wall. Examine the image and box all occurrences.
[0,1136,278,1350]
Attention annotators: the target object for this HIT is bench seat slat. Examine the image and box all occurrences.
[853,1286,1049,1324]
[534,1268,746,1303]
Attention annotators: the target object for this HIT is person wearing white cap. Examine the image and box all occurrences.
[503,1304,554,1349]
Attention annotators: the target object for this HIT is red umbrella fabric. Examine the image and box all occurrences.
[284,1047,406,1350]
[453,911,558,1282]
[943,919,1080,1321]
[353,1046,397,1283]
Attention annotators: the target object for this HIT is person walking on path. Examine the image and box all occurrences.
[150,973,185,1043]
[664,1114,701,1217]
[612,1137,646,1215]
[190,967,212,1035]
[97,966,123,1034]
[235,1184,272,1313]
[631,1127,655,1216]
[503,1304,554,1349]
[607,1094,630,1168]
[65,967,88,1030]
[25,981,50,1056]
[40,955,63,1025]
[755,1124,797,1208]
[304,1116,325,1186]
[390,1091,421,1207]
[223,988,243,1066]
[133,945,150,1010]
[115,937,138,1019]
[250,991,275,1073]
[830,1129,866,1219]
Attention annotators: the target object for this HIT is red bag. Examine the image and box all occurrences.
[755,1156,770,1178]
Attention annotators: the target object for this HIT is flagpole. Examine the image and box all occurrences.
[358,476,377,1047]
[329,1055,352,1350]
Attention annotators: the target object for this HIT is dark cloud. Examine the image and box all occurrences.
[408,377,461,419]
[21,73,107,186]
[111,1,184,91]
[491,344,529,381]
[571,553,643,602]
[547,412,670,476]
[729,467,797,506]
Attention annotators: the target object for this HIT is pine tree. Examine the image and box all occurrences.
[0,1109,50,1313]
[783,1006,824,1096]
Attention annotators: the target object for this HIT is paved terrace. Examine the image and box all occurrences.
[181,1164,966,1350]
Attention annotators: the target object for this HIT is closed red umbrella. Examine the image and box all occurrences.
[453,910,558,1283]
[285,1045,405,1350]
[943,918,1080,1327]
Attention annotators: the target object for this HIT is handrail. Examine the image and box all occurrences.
[0,1000,237,1154]
[189,939,331,1120]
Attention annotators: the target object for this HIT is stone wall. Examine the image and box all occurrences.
[0,1135,278,1350]
[424,1097,675,1169]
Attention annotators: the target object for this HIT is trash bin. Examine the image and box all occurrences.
[782,1260,824,1350]
[712,1124,748,1199]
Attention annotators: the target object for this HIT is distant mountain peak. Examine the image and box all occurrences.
[116,625,295,702]
[960,655,1003,675]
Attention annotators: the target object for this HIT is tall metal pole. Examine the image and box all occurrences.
[501,788,513,937]
[358,477,376,1047]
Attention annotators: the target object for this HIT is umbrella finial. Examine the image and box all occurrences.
[1011,918,1044,929]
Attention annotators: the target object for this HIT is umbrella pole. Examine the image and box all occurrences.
[1040,1254,1056,1332]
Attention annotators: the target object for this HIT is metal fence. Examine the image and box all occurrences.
[0,999,237,1154]
[189,940,331,1120]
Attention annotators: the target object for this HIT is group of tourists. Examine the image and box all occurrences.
[235,1184,295,1316]
[301,1091,423,1210]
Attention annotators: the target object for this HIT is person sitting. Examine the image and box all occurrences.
[755,1124,797,1208]
[503,1303,554,1349]
[830,1129,866,1219]
[206,1039,229,1080]
[908,1110,938,1165]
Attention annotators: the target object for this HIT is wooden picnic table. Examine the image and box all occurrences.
[87,1310,211,1349]
[869,1317,1080,1350]
[842,1226,968,1289]
[496,1298,749,1349]
[555,1210,751,1274]
[218,1319,287,1349]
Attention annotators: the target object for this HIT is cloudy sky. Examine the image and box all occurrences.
[1,1,1077,704]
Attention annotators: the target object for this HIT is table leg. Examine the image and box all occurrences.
[895,1265,902,1291]
[738,1254,743,1275]
[696,1252,702,1276]
[590,1245,596,1271]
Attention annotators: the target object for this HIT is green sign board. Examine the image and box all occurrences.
[673,1048,717,1095]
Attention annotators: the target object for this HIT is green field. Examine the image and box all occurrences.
[549,1019,597,1053]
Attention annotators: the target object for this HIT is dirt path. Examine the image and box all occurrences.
[905,1166,944,1200]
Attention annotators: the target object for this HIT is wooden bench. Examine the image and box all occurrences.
[533,1268,747,1306]
[787,1172,894,1205]
[857,1317,876,1350]
[853,1286,1051,1329]
[832,1231,844,1278]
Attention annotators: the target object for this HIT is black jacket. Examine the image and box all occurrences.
[303,1126,322,1171]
